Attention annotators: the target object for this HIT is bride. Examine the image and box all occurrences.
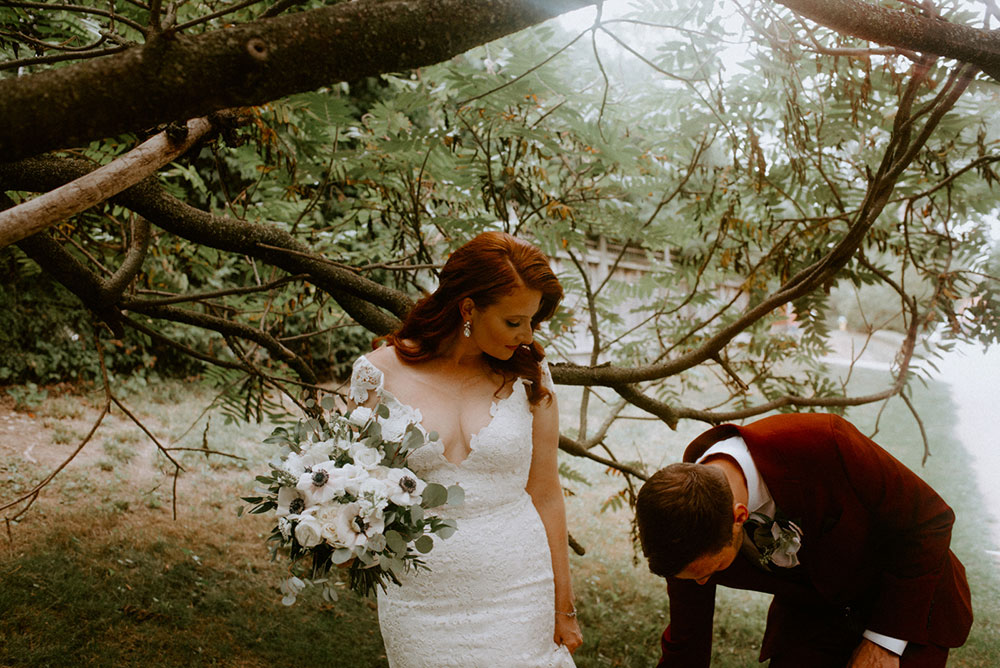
[349,231,581,667]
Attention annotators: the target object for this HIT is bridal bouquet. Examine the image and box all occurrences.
[242,398,463,602]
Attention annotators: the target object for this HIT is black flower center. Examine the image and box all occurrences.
[311,469,329,487]
[399,476,417,494]
[289,497,305,515]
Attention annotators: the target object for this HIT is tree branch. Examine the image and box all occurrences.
[122,301,319,384]
[0,0,595,161]
[0,154,411,334]
[0,115,218,249]
[775,0,1000,80]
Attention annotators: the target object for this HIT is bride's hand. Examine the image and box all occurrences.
[554,613,583,654]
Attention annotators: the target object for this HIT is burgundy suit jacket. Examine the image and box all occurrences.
[657,413,973,667]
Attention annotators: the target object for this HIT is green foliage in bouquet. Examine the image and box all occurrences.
[241,396,464,600]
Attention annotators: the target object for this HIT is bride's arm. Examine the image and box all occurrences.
[526,391,583,654]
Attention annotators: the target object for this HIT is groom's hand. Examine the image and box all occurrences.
[848,639,900,668]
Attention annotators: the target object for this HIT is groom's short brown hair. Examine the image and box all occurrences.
[635,463,735,577]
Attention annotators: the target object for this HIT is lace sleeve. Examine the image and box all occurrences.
[349,356,384,405]
[539,358,555,393]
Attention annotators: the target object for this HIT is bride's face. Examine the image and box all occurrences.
[469,287,542,360]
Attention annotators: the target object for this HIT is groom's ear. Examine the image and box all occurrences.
[732,503,749,525]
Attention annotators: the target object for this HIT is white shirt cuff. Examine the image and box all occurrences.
[863,630,907,656]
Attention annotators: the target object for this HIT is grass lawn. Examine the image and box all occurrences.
[1,364,997,667]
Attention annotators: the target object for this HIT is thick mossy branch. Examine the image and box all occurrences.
[0,0,595,161]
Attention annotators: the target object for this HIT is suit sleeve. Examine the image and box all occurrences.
[659,577,716,667]
[828,416,958,641]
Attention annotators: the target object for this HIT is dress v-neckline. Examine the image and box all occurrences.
[382,376,526,468]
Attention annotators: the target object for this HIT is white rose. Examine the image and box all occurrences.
[314,504,344,546]
[349,442,383,470]
[294,513,324,548]
[384,467,426,506]
[339,462,370,497]
[308,438,338,459]
[349,406,373,427]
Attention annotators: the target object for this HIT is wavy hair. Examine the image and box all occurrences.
[382,231,563,405]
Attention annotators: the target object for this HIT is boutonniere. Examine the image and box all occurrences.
[748,512,803,568]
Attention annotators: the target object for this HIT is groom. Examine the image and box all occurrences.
[635,412,972,667]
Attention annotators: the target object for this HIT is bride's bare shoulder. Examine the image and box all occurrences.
[364,344,396,369]
[365,344,419,377]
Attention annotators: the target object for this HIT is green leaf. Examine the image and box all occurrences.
[446,484,465,507]
[420,483,448,508]
[331,548,354,564]
[414,535,434,554]
[435,521,457,540]
[402,425,424,452]
[367,534,387,552]
[385,530,407,555]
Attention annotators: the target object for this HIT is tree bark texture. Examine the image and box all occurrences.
[777,0,1000,79]
[0,0,594,162]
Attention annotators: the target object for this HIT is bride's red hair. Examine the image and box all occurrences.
[382,231,563,405]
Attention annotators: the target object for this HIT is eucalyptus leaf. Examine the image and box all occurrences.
[414,535,434,554]
[421,483,449,508]
[446,484,465,507]
[385,530,407,554]
[331,548,354,565]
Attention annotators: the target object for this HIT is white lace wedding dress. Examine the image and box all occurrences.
[350,355,576,668]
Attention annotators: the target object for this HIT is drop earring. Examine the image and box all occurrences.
[463,320,472,338]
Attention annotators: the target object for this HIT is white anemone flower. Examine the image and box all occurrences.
[283,448,330,479]
[332,501,385,548]
[384,467,426,506]
[276,485,308,518]
[296,460,356,506]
